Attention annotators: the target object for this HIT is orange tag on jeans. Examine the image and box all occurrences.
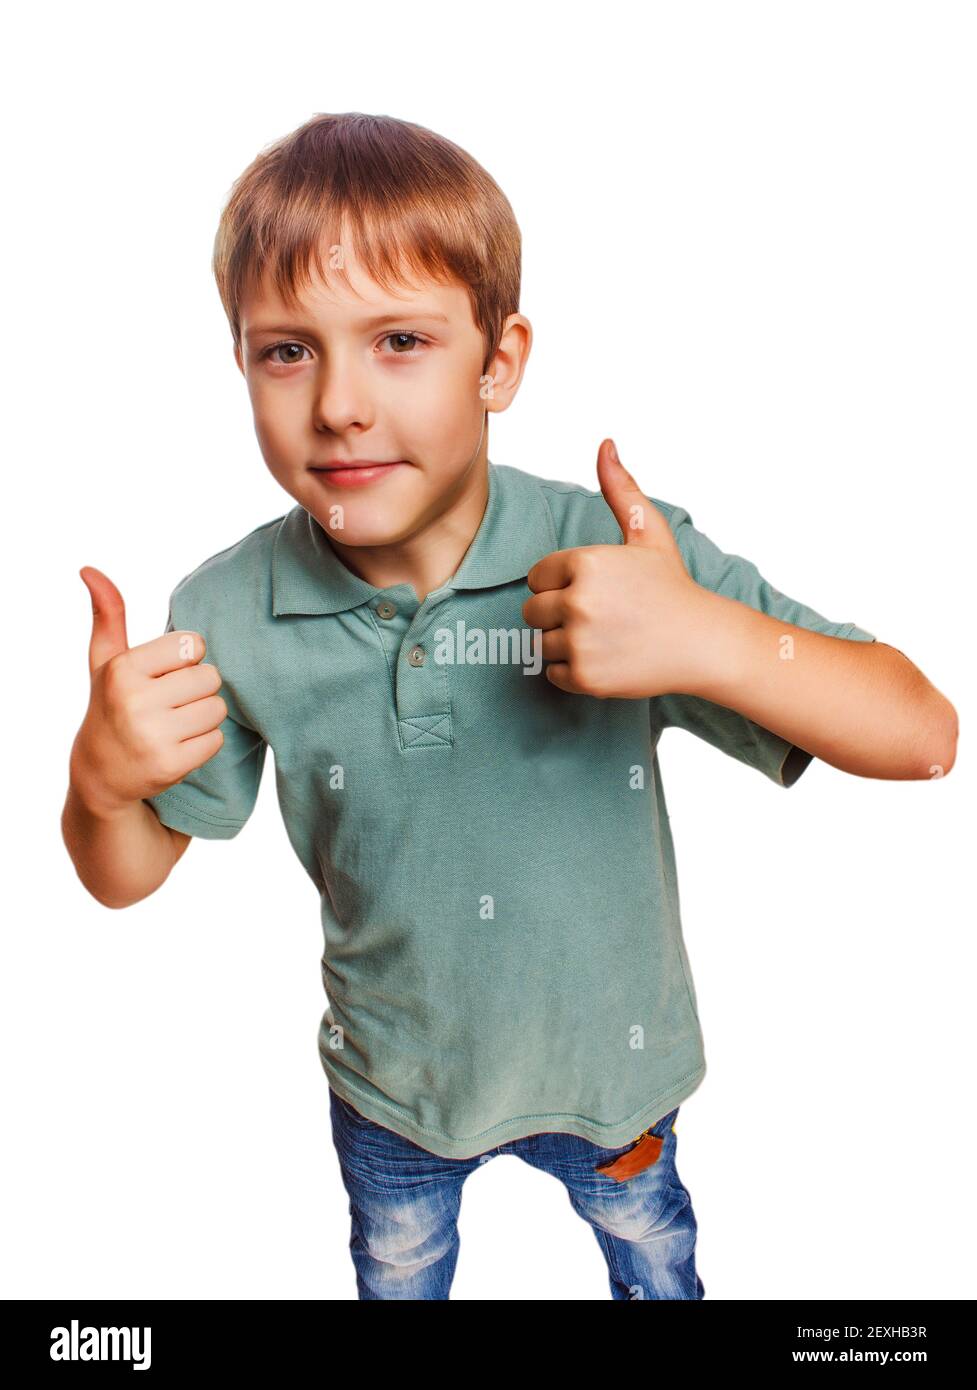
[594,1130,664,1182]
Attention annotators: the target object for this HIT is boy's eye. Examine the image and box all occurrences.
[260,332,428,366]
[262,342,311,366]
[382,332,426,355]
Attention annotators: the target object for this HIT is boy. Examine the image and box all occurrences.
[62,112,958,1301]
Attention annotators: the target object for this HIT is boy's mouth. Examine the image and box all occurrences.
[310,460,408,487]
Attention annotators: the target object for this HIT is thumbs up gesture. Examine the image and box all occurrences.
[523,441,723,699]
[68,567,228,818]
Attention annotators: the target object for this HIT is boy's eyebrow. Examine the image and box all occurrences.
[244,310,451,338]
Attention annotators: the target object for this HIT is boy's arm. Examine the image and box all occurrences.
[61,779,191,910]
[659,496,957,780]
[65,573,264,907]
[692,603,957,780]
[170,828,192,858]
[527,446,957,781]
[63,568,228,909]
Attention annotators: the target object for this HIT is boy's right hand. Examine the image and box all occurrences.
[70,566,228,818]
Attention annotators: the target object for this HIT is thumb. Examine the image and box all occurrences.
[80,566,130,677]
[597,439,671,547]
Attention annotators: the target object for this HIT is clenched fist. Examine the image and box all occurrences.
[69,566,228,818]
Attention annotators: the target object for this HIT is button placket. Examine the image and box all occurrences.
[395,591,453,749]
[370,591,411,667]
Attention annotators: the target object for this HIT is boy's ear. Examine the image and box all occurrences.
[483,313,532,415]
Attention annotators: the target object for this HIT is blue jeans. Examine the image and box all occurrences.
[329,1087,705,1300]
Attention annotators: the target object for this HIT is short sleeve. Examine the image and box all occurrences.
[144,601,267,839]
[654,502,877,788]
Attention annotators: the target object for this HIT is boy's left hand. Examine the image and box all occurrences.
[523,440,724,699]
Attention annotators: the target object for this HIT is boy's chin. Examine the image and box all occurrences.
[324,523,410,550]
[302,497,420,550]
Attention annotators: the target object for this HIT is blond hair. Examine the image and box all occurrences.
[213,112,521,374]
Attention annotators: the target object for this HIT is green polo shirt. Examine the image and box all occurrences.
[146,461,875,1159]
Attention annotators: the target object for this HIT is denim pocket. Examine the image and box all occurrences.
[593,1105,679,1181]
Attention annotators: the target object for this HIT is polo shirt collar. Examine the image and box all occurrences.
[271,460,556,616]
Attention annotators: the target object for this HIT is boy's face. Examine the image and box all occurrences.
[234,244,530,560]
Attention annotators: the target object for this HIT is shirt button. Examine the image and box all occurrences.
[376,600,397,619]
[407,645,425,666]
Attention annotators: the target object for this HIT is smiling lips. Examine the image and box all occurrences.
[310,460,407,487]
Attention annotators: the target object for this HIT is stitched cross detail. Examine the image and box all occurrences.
[399,713,452,748]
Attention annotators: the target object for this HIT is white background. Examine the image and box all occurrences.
[3,0,972,1300]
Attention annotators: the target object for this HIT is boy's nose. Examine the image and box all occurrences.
[310,364,377,434]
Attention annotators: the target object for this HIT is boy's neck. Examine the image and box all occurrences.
[324,460,490,605]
